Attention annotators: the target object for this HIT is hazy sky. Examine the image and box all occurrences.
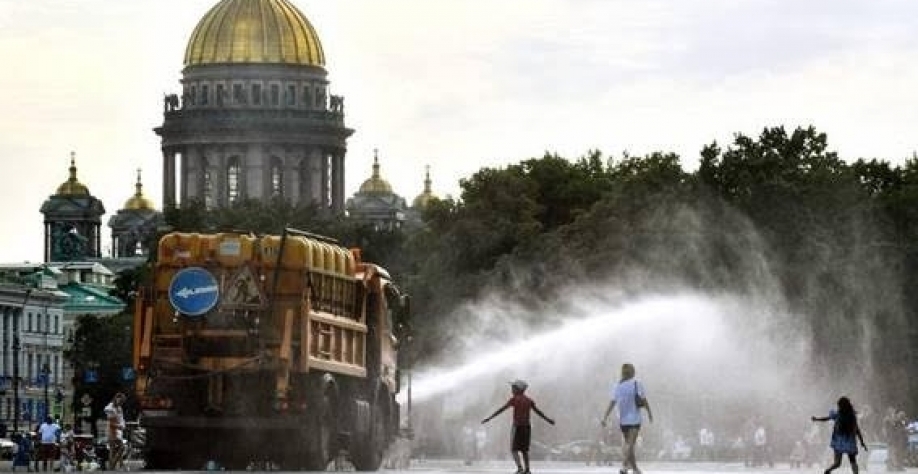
[2,0,917,262]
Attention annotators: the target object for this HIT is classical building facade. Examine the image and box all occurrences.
[155,0,353,214]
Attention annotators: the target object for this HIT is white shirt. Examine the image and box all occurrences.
[611,378,646,426]
[38,422,60,444]
[104,402,125,440]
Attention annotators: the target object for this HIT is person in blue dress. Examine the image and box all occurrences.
[812,396,868,474]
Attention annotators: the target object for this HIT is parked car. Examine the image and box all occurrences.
[556,440,599,463]
[0,438,15,460]
[866,442,888,471]
[529,440,561,461]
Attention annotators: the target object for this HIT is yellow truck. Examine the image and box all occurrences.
[132,228,408,470]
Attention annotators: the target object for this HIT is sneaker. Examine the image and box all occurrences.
[515,469,524,474]
[620,469,629,474]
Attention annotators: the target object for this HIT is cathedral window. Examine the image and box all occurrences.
[202,157,214,209]
[216,84,225,107]
[227,157,241,203]
[270,84,280,106]
[201,84,209,106]
[303,86,312,109]
[316,87,326,108]
[286,85,296,107]
[233,83,246,105]
[299,159,311,203]
[270,157,283,197]
[190,86,197,106]
[252,84,263,106]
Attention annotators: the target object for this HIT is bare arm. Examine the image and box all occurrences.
[642,399,654,423]
[601,400,617,427]
[532,405,555,425]
[482,403,509,424]
[811,416,830,422]
[856,425,867,450]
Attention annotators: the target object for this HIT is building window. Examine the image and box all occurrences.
[201,84,209,106]
[252,84,262,106]
[202,157,214,209]
[286,85,296,107]
[233,83,246,105]
[270,157,283,197]
[270,84,280,106]
[216,84,225,107]
[303,86,312,109]
[53,315,58,334]
[190,86,197,106]
[26,354,32,382]
[27,313,31,332]
[299,159,311,203]
[316,87,326,108]
[227,157,241,204]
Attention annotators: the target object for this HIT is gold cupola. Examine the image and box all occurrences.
[184,0,326,67]
[123,169,156,211]
[358,149,394,194]
[56,151,91,196]
[412,165,437,208]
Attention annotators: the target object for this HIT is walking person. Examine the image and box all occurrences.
[36,416,60,472]
[104,392,127,471]
[812,396,868,474]
[601,363,654,474]
[482,379,555,474]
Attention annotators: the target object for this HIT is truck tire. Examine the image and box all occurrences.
[303,382,337,470]
[350,395,388,471]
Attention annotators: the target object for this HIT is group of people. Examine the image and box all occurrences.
[481,363,878,474]
[9,392,129,472]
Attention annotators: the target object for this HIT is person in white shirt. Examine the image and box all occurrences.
[104,393,126,470]
[37,416,61,472]
[601,363,654,474]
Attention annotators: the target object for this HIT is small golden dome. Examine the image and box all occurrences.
[124,169,155,211]
[184,0,325,67]
[359,150,393,195]
[412,165,437,208]
[56,152,91,196]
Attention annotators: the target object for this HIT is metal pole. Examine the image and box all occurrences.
[13,288,32,433]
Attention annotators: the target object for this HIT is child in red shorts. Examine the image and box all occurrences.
[482,380,555,474]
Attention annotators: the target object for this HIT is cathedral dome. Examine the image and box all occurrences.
[56,152,91,196]
[358,152,393,195]
[184,0,326,67]
[123,170,155,211]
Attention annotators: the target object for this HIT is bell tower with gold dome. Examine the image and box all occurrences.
[107,169,165,258]
[346,149,408,230]
[155,0,352,213]
[39,152,106,262]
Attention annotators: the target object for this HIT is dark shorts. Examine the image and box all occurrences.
[38,443,57,460]
[621,424,641,437]
[512,425,532,452]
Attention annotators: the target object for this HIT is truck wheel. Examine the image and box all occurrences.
[351,396,388,471]
[304,386,337,470]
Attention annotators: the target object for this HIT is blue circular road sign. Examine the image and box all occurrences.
[168,267,220,317]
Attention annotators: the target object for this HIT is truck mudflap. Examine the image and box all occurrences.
[141,413,304,430]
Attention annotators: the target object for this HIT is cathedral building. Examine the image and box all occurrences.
[155,0,352,213]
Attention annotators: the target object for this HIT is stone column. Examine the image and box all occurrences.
[331,152,345,214]
[320,151,330,209]
[162,148,177,208]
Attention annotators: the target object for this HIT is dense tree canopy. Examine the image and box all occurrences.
[76,125,918,415]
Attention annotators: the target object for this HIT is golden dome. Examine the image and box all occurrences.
[359,150,393,194]
[124,169,155,211]
[412,165,437,208]
[184,0,325,67]
[56,152,91,196]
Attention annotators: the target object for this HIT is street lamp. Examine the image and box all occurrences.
[41,363,50,420]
